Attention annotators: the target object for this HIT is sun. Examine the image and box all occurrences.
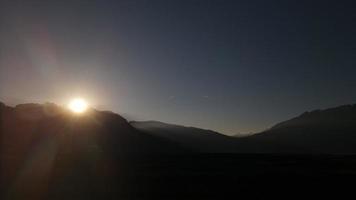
[68,98,88,114]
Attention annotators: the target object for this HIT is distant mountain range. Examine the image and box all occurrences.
[247,104,356,154]
[1,102,356,156]
[2,102,356,199]
[131,121,237,153]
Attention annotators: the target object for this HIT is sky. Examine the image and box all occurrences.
[0,0,355,135]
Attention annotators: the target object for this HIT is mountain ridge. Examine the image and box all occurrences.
[2,102,356,154]
[131,120,235,153]
[269,104,356,131]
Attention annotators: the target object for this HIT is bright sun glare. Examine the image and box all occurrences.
[68,98,88,114]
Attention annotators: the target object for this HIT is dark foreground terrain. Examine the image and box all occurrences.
[112,154,356,199]
[2,153,356,199]
[2,103,356,199]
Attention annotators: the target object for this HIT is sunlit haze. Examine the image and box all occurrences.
[68,98,88,114]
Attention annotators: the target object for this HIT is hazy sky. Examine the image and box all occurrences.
[0,0,355,135]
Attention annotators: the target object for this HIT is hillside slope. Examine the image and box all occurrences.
[247,104,356,154]
[131,121,237,152]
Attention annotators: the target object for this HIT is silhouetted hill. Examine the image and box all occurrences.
[130,121,284,153]
[132,104,356,154]
[3,102,356,156]
[2,102,356,199]
[131,121,237,153]
[0,102,190,198]
[0,103,185,156]
[247,104,356,154]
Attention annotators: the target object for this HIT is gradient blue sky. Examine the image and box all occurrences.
[1,0,355,135]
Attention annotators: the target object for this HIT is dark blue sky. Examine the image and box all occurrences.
[0,0,355,135]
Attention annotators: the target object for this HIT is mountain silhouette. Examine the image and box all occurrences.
[2,102,356,199]
[3,102,356,157]
[0,102,188,199]
[131,121,238,153]
[133,104,356,154]
[245,104,356,154]
[0,102,186,156]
